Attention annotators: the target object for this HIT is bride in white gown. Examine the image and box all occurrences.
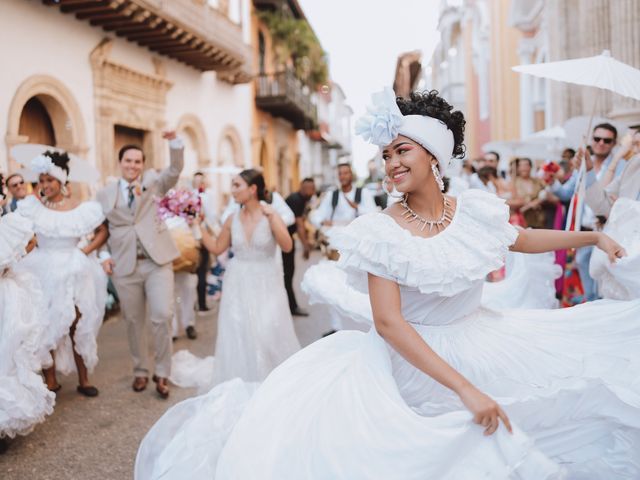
[137,89,639,480]
[169,169,300,391]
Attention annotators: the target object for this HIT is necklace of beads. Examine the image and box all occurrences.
[400,194,453,232]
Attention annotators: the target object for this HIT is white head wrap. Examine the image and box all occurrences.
[30,154,68,184]
[354,87,455,172]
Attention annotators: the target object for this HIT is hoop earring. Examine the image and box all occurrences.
[61,184,69,197]
[382,176,404,199]
[431,163,445,192]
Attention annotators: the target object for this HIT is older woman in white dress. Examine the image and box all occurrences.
[18,151,108,397]
[137,89,639,480]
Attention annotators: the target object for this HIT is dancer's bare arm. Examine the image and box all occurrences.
[199,216,232,255]
[511,229,625,262]
[368,274,512,436]
[81,222,109,255]
[261,203,293,253]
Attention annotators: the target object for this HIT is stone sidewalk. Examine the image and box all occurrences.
[1,252,334,480]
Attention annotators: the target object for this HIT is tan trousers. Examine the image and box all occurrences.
[113,259,174,378]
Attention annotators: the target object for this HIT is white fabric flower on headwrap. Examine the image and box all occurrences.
[30,154,68,183]
[355,87,455,173]
[354,87,404,146]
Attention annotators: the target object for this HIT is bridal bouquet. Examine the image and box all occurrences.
[156,188,202,224]
[157,189,202,273]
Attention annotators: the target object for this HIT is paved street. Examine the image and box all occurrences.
[1,251,333,480]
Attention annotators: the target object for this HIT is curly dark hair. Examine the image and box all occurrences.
[43,150,71,179]
[395,90,466,159]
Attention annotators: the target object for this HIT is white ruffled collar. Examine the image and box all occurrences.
[17,196,105,238]
[330,189,519,297]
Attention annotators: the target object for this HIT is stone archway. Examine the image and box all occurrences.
[6,74,88,171]
[177,113,211,178]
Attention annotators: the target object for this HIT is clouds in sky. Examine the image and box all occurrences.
[297,0,441,175]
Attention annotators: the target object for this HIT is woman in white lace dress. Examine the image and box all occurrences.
[137,90,639,480]
[0,212,54,451]
[18,151,108,397]
[169,169,300,390]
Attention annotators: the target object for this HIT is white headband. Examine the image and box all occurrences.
[355,87,454,172]
[30,154,68,184]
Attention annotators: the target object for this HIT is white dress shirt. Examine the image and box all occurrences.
[468,173,497,193]
[310,185,377,228]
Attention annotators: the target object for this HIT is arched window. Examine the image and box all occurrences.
[258,31,266,74]
[19,97,56,146]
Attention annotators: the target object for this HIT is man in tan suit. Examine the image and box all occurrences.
[97,131,184,399]
[586,129,640,216]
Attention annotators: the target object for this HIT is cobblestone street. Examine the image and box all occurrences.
[1,252,332,480]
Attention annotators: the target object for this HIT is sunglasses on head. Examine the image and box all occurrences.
[9,180,25,188]
[593,136,614,144]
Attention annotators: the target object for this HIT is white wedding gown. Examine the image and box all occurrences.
[17,196,107,375]
[0,213,54,438]
[169,212,300,391]
[137,190,640,479]
[590,198,640,300]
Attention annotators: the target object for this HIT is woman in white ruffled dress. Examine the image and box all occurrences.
[0,212,55,451]
[169,169,300,391]
[18,151,108,397]
[136,89,640,480]
[589,197,640,300]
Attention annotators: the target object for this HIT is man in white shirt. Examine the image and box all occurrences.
[310,163,377,228]
[468,152,499,193]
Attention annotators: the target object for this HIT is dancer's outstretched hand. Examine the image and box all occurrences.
[596,232,626,263]
[458,384,512,436]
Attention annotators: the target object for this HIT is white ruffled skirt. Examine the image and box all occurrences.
[0,268,55,438]
[137,298,640,479]
[19,246,107,375]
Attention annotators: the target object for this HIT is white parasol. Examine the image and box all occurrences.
[10,144,100,184]
[513,50,640,101]
[513,50,640,230]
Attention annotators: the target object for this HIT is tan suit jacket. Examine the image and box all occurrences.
[586,156,640,217]
[97,146,184,276]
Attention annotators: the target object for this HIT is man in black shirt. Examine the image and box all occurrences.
[283,178,316,316]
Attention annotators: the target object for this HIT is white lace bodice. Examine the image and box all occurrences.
[330,189,519,326]
[231,212,277,262]
[17,196,104,251]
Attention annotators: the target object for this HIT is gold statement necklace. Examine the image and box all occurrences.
[400,194,453,232]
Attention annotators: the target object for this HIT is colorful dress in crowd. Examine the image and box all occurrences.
[137,189,640,480]
[169,212,300,391]
[0,212,54,439]
[17,196,107,375]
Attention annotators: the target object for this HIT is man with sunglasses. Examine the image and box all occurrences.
[551,123,626,301]
[4,174,29,213]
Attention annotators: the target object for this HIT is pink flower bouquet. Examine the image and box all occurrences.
[156,189,202,224]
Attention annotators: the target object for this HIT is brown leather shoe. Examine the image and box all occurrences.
[132,376,148,392]
[153,375,169,399]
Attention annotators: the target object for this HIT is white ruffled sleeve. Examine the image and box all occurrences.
[329,190,519,297]
[0,212,34,268]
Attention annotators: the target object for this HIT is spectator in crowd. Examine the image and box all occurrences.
[283,178,316,317]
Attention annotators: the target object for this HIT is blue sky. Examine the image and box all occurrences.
[298,0,441,175]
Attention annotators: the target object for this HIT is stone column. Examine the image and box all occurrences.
[579,0,612,117]
[518,37,537,138]
[609,0,640,125]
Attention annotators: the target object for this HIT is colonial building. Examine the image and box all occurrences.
[2,0,253,209]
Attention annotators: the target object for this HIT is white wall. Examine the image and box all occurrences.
[0,0,253,192]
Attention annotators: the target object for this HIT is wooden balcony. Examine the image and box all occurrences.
[255,69,316,130]
[42,0,253,82]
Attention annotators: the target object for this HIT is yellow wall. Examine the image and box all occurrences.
[250,9,300,196]
[489,0,521,141]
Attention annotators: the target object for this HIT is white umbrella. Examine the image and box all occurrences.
[524,125,566,142]
[10,144,100,184]
[512,50,640,101]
